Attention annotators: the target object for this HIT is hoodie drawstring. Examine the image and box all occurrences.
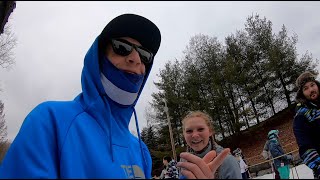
[102,96,114,162]
[133,108,148,171]
[101,95,146,167]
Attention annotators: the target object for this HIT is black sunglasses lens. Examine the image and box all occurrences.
[136,48,153,64]
[112,39,132,56]
[111,39,153,64]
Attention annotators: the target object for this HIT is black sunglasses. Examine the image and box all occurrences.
[110,38,153,64]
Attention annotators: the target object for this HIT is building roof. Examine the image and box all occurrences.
[0,1,16,34]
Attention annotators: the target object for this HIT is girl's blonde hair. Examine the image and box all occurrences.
[181,110,214,133]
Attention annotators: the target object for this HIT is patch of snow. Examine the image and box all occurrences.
[254,164,313,179]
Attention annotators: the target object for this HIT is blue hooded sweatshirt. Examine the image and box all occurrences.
[0,37,153,178]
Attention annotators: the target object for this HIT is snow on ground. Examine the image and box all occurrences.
[254,164,314,179]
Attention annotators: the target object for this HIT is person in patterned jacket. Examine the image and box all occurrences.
[160,156,179,179]
[293,71,320,179]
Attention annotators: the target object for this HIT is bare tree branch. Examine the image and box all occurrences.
[0,23,17,69]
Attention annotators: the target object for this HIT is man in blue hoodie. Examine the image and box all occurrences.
[0,13,161,178]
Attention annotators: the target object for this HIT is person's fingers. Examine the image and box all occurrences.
[203,150,217,164]
[209,148,230,173]
[180,168,196,179]
[180,152,207,169]
[177,159,206,178]
[179,152,213,178]
[178,149,230,179]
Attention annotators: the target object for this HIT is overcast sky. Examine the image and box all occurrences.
[1,1,320,141]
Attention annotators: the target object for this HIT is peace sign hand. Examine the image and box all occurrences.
[177,148,230,179]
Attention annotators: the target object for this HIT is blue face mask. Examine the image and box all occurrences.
[101,57,145,93]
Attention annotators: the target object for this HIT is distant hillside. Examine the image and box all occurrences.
[219,104,297,164]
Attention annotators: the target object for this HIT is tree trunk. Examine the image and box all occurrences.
[237,87,250,128]
[277,71,291,106]
[244,83,260,124]
[254,64,276,115]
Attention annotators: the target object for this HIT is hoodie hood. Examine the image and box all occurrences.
[75,36,154,168]
[80,37,153,110]
[78,35,154,134]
